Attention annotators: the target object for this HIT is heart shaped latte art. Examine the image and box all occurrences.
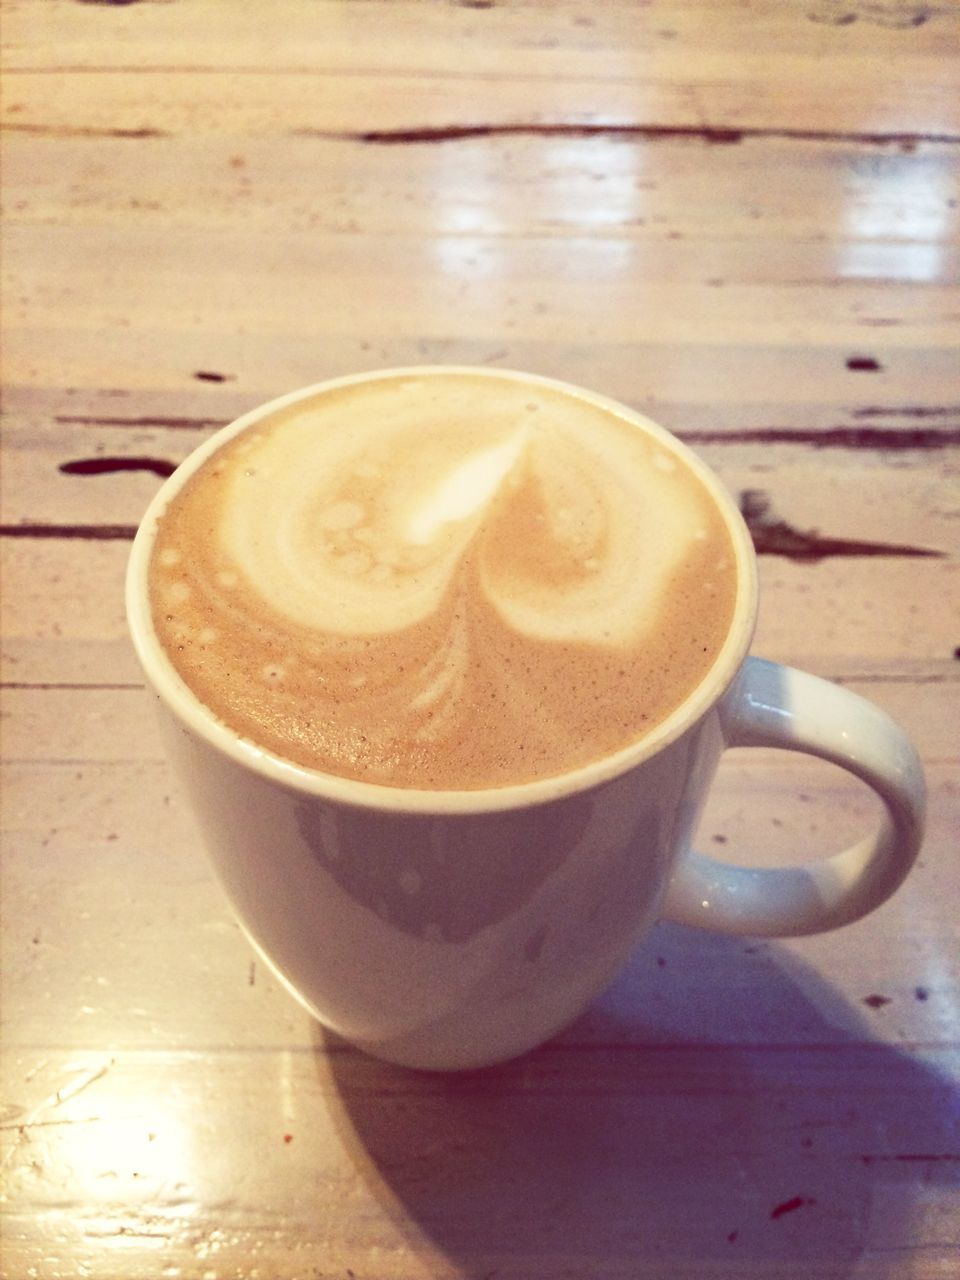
[218,392,703,648]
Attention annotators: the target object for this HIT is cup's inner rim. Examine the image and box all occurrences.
[126,365,758,814]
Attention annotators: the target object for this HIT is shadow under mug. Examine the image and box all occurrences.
[126,367,927,1070]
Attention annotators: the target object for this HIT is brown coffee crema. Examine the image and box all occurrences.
[149,373,738,789]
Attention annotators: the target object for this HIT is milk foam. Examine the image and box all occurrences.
[150,373,738,788]
[216,384,701,646]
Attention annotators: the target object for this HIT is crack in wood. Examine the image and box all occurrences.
[835,672,957,685]
[0,523,138,540]
[1,681,144,690]
[295,121,960,148]
[1,122,167,139]
[852,406,960,419]
[683,425,960,450]
[54,414,228,430]
[770,1195,817,1220]
[1,500,946,564]
[0,1116,101,1131]
[5,119,956,147]
[808,3,936,29]
[59,456,177,477]
[0,1059,115,1172]
[739,490,944,562]
[860,1153,960,1164]
[46,416,960,448]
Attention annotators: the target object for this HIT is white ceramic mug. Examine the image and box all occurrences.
[126,368,926,1070]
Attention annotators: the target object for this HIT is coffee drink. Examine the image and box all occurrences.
[148,371,738,789]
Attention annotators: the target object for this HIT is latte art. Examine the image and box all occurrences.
[150,372,738,788]
[223,396,698,646]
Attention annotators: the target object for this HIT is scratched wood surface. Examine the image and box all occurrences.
[1,1,959,1277]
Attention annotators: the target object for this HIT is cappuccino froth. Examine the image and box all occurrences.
[149,372,738,788]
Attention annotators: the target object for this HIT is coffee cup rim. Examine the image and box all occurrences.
[126,365,758,813]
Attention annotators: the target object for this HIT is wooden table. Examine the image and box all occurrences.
[2,3,958,1276]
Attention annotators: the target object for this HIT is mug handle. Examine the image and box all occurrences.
[662,657,927,937]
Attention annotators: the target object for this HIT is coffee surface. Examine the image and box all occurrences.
[149,372,738,788]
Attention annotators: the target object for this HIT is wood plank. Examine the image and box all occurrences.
[4,130,958,259]
[5,0,959,71]
[3,226,958,429]
[3,511,959,675]
[3,0,959,138]
[4,334,957,436]
[4,131,959,253]
[2,1038,957,1280]
[6,67,951,142]
[3,548,958,687]
[4,416,959,537]
[3,353,958,432]
[6,221,955,337]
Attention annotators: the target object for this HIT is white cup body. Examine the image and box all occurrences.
[151,692,726,1068]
